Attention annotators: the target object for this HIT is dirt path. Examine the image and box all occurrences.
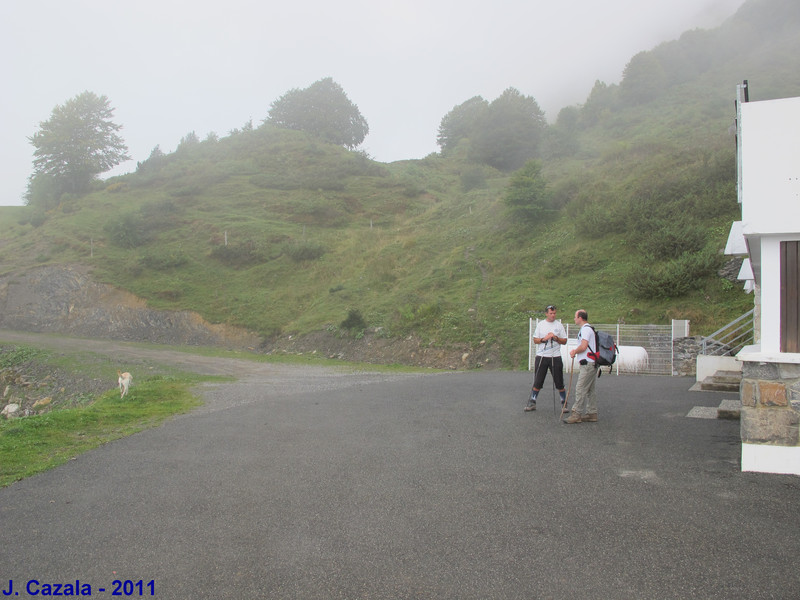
[0,328,326,379]
[0,328,437,414]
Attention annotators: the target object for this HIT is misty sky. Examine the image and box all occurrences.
[0,0,746,206]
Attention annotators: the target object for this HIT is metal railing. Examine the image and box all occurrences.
[700,309,755,356]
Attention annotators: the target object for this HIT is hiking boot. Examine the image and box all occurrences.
[581,413,598,422]
[564,411,582,424]
[524,400,536,411]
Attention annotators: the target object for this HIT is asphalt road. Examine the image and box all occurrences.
[2,362,799,599]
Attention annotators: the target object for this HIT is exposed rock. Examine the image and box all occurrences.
[0,265,503,370]
[0,265,261,349]
[32,397,52,409]
[1,403,19,418]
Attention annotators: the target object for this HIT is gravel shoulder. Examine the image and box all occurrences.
[0,328,439,415]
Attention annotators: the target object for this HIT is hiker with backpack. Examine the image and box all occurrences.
[565,309,599,424]
[525,304,568,412]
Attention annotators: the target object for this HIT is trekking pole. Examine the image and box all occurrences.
[550,343,557,415]
[560,356,575,420]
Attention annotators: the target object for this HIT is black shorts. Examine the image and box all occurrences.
[533,355,565,390]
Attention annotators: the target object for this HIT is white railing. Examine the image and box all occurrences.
[700,309,755,356]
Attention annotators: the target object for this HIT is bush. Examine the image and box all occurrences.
[579,203,627,238]
[460,167,487,192]
[105,213,153,248]
[503,160,549,221]
[628,249,721,299]
[632,221,706,260]
[283,241,326,262]
[210,241,266,267]
[105,181,129,193]
[340,309,367,331]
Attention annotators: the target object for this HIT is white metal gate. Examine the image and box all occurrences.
[529,320,688,376]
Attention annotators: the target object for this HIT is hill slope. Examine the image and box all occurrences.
[1,0,797,368]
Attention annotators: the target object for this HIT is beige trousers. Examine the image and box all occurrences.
[573,363,598,415]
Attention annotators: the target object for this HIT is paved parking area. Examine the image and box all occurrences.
[2,369,799,599]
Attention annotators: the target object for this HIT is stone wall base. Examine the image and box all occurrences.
[739,355,800,475]
[742,443,800,475]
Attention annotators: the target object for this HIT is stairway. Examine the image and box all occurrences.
[687,398,741,420]
[696,369,742,393]
[687,369,742,420]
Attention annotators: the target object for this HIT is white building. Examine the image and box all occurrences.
[727,84,800,475]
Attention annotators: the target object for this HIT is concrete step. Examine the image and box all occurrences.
[699,379,740,392]
[686,398,742,420]
[697,369,742,393]
[717,399,741,420]
[711,370,743,384]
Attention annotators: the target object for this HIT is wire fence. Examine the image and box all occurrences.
[529,320,686,376]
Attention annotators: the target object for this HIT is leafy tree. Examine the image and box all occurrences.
[268,78,369,149]
[503,160,550,221]
[436,96,489,155]
[469,88,547,171]
[177,131,200,149]
[27,91,129,203]
[619,52,667,105]
[579,80,619,126]
[545,105,581,157]
[23,173,62,212]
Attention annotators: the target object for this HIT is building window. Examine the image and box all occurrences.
[781,241,800,352]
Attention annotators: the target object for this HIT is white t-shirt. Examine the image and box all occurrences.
[533,319,567,358]
[576,323,597,362]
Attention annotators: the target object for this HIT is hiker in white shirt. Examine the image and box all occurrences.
[525,305,568,412]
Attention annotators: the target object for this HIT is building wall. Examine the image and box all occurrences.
[740,97,800,235]
[737,94,800,475]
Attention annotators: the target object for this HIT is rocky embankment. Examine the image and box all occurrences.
[0,265,501,371]
[0,265,262,348]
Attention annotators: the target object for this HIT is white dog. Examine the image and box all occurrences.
[117,370,132,398]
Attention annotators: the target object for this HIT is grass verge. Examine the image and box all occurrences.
[0,376,205,487]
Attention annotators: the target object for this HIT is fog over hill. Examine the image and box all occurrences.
[0,0,746,206]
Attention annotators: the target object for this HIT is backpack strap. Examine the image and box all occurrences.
[586,325,599,363]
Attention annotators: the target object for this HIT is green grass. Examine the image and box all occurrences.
[0,376,202,487]
[4,5,791,366]
[0,337,432,488]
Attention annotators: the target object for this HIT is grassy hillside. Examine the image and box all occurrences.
[2,0,795,368]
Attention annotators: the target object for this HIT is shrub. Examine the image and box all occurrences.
[105,181,129,193]
[105,213,153,248]
[632,221,706,260]
[628,249,721,299]
[283,240,326,262]
[460,167,487,192]
[340,309,367,331]
[210,241,266,267]
[502,160,550,221]
[579,203,627,238]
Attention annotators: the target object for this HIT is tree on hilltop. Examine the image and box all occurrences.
[27,91,129,208]
[437,96,489,156]
[268,78,369,149]
[470,88,547,171]
[437,88,546,171]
